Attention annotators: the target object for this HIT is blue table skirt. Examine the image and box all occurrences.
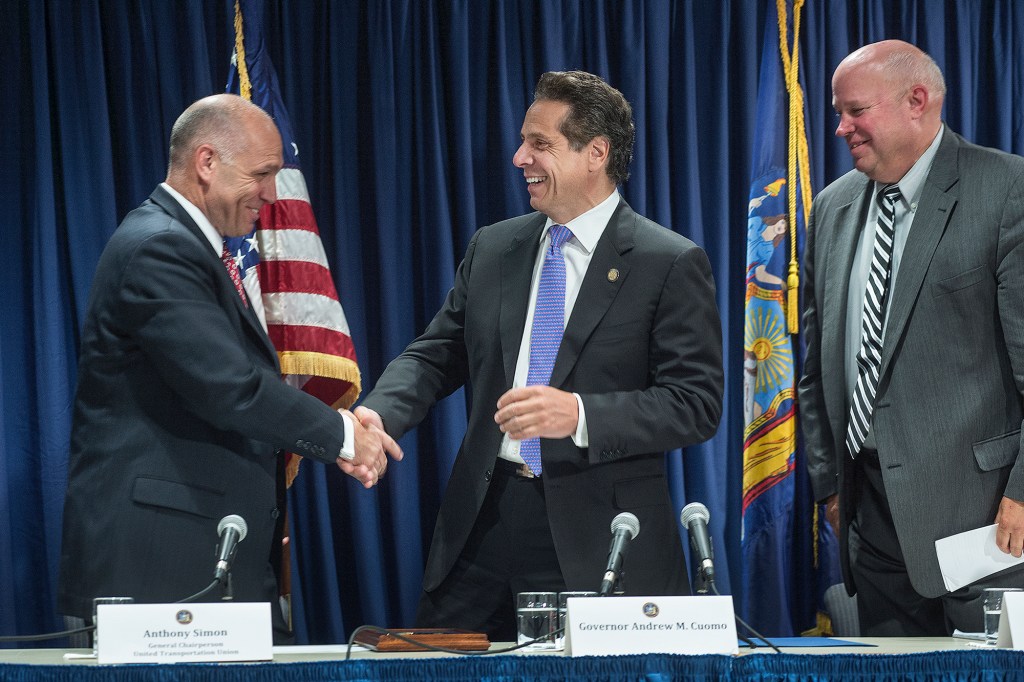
[3,650,1024,682]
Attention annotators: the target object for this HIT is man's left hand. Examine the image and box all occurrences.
[495,386,578,441]
[995,496,1024,557]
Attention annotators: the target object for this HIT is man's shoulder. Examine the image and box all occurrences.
[469,211,545,248]
[619,206,702,256]
[818,167,868,200]
[106,193,203,258]
[113,206,177,244]
[952,133,1024,175]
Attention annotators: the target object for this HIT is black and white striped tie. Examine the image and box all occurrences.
[846,184,901,458]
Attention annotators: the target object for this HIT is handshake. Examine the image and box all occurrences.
[334,406,403,489]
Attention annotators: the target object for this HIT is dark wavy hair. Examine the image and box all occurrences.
[534,71,635,185]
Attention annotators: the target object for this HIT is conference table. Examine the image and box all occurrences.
[1,637,1022,680]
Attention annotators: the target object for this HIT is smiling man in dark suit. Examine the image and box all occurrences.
[58,94,401,642]
[801,40,1024,636]
[356,71,723,641]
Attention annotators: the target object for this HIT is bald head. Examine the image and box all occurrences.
[832,40,946,183]
[167,94,278,174]
[838,40,946,108]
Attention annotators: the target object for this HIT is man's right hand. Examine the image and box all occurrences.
[335,408,402,488]
[824,493,840,536]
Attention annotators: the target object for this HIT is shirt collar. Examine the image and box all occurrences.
[877,124,944,208]
[542,190,620,253]
[160,182,223,256]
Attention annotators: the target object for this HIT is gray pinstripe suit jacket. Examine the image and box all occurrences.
[800,129,1024,598]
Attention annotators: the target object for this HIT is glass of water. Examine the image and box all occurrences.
[984,587,1022,643]
[92,596,134,657]
[556,591,597,649]
[516,591,558,649]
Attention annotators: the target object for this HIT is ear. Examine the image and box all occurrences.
[194,144,217,184]
[906,84,929,118]
[589,136,610,173]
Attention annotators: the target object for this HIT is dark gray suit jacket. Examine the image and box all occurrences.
[362,199,723,595]
[800,130,1024,598]
[59,186,348,620]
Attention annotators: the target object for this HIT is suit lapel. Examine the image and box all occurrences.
[820,181,870,422]
[500,215,546,387]
[548,202,632,388]
[878,133,959,380]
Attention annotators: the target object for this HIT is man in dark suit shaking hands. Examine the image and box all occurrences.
[357,71,723,641]
[801,40,1024,635]
[58,94,401,641]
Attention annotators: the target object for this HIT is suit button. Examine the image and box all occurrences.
[271,508,281,519]
[484,470,492,482]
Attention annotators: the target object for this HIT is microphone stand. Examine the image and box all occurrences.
[599,572,625,597]
[701,572,781,654]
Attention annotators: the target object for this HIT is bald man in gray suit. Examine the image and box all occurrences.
[800,40,1024,636]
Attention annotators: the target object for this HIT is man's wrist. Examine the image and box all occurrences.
[338,412,356,461]
[571,392,588,447]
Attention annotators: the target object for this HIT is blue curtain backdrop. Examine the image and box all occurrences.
[3,0,1023,644]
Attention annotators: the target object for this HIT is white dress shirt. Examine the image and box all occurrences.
[498,190,620,464]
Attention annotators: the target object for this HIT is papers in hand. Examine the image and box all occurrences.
[935,524,1024,592]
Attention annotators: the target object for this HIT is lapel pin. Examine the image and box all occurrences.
[607,268,619,282]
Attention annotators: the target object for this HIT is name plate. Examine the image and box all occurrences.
[998,591,1024,648]
[564,595,738,656]
[96,602,272,664]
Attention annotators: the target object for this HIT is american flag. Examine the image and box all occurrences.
[226,0,360,483]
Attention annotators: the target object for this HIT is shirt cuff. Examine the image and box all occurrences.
[571,393,588,448]
[338,412,356,461]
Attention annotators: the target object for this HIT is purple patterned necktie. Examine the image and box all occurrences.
[520,224,573,475]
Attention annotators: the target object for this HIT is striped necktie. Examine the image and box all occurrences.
[519,224,573,475]
[847,184,901,458]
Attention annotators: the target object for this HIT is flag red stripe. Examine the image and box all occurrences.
[257,261,340,299]
[261,199,320,233]
[301,375,357,406]
[267,324,356,357]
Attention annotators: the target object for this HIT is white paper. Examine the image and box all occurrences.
[952,629,987,641]
[272,644,367,655]
[935,524,1024,592]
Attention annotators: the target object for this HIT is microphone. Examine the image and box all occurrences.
[598,512,640,596]
[679,502,714,584]
[213,514,248,584]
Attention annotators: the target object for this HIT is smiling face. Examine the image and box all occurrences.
[831,46,943,185]
[202,115,283,237]
[512,99,609,224]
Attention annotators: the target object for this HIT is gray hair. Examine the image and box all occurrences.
[884,49,946,100]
